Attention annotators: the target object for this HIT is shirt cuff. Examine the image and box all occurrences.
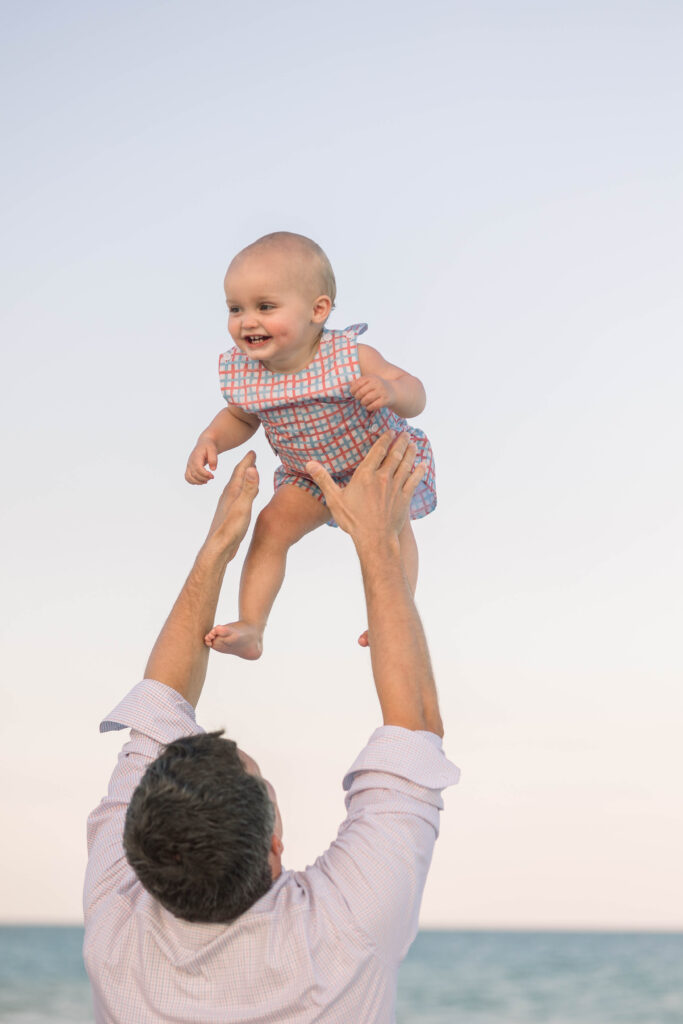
[99,678,203,745]
[342,725,460,792]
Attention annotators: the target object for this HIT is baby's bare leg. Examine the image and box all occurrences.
[358,519,418,648]
[205,484,331,659]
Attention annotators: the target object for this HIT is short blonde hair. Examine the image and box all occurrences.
[237,231,336,305]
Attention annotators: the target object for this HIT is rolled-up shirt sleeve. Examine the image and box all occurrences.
[307,726,460,963]
[84,679,203,923]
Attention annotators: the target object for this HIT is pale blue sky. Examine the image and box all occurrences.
[1,1,681,926]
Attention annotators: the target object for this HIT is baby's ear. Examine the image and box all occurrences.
[312,294,333,322]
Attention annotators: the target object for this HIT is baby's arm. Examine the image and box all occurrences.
[352,344,427,417]
[185,406,260,485]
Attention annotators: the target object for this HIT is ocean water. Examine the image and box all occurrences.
[0,927,681,1023]
[398,931,683,1023]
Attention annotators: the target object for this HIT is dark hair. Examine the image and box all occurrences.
[123,731,275,923]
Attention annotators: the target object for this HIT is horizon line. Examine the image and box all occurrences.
[2,921,682,934]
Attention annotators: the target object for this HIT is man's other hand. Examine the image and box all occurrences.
[306,432,426,546]
[206,450,259,554]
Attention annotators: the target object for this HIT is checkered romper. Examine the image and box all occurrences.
[219,323,437,523]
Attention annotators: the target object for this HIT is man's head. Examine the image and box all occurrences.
[123,731,283,923]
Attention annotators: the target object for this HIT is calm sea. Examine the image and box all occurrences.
[0,927,680,1023]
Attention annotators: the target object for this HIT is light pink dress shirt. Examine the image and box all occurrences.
[84,679,460,1024]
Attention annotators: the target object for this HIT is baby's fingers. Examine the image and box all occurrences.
[363,396,385,412]
[351,377,373,394]
[350,377,377,400]
[353,384,380,406]
[186,461,213,484]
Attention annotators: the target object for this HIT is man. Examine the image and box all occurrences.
[84,432,459,1023]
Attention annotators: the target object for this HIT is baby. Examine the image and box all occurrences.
[185,231,436,659]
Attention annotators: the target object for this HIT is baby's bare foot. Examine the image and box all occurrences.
[205,621,263,660]
[358,629,370,648]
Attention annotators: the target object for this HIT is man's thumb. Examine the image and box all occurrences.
[306,459,334,497]
[243,466,259,492]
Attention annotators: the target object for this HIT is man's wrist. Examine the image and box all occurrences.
[197,531,238,570]
[353,532,401,566]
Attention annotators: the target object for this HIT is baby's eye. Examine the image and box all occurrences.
[259,303,275,311]
[228,306,240,314]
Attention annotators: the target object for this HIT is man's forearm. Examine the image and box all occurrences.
[356,535,443,737]
[143,538,235,708]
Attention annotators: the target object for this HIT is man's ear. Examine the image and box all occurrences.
[271,835,284,857]
[311,295,332,323]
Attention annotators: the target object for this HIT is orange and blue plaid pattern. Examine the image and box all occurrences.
[218,324,437,523]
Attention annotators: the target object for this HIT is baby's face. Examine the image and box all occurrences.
[224,249,330,373]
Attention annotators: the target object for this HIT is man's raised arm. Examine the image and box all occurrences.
[144,451,259,707]
[307,432,443,736]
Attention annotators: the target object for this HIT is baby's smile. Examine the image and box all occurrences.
[244,334,272,347]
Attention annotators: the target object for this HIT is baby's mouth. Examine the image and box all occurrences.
[244,335,271,347]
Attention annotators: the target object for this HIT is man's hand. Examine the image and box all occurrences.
[306,431,426,546]
[206,450,259,554]
[349,375,396,413]
[186,436,219,484]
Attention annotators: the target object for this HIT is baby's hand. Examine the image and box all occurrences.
[349,375,396,413]
[185,437,218,485]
